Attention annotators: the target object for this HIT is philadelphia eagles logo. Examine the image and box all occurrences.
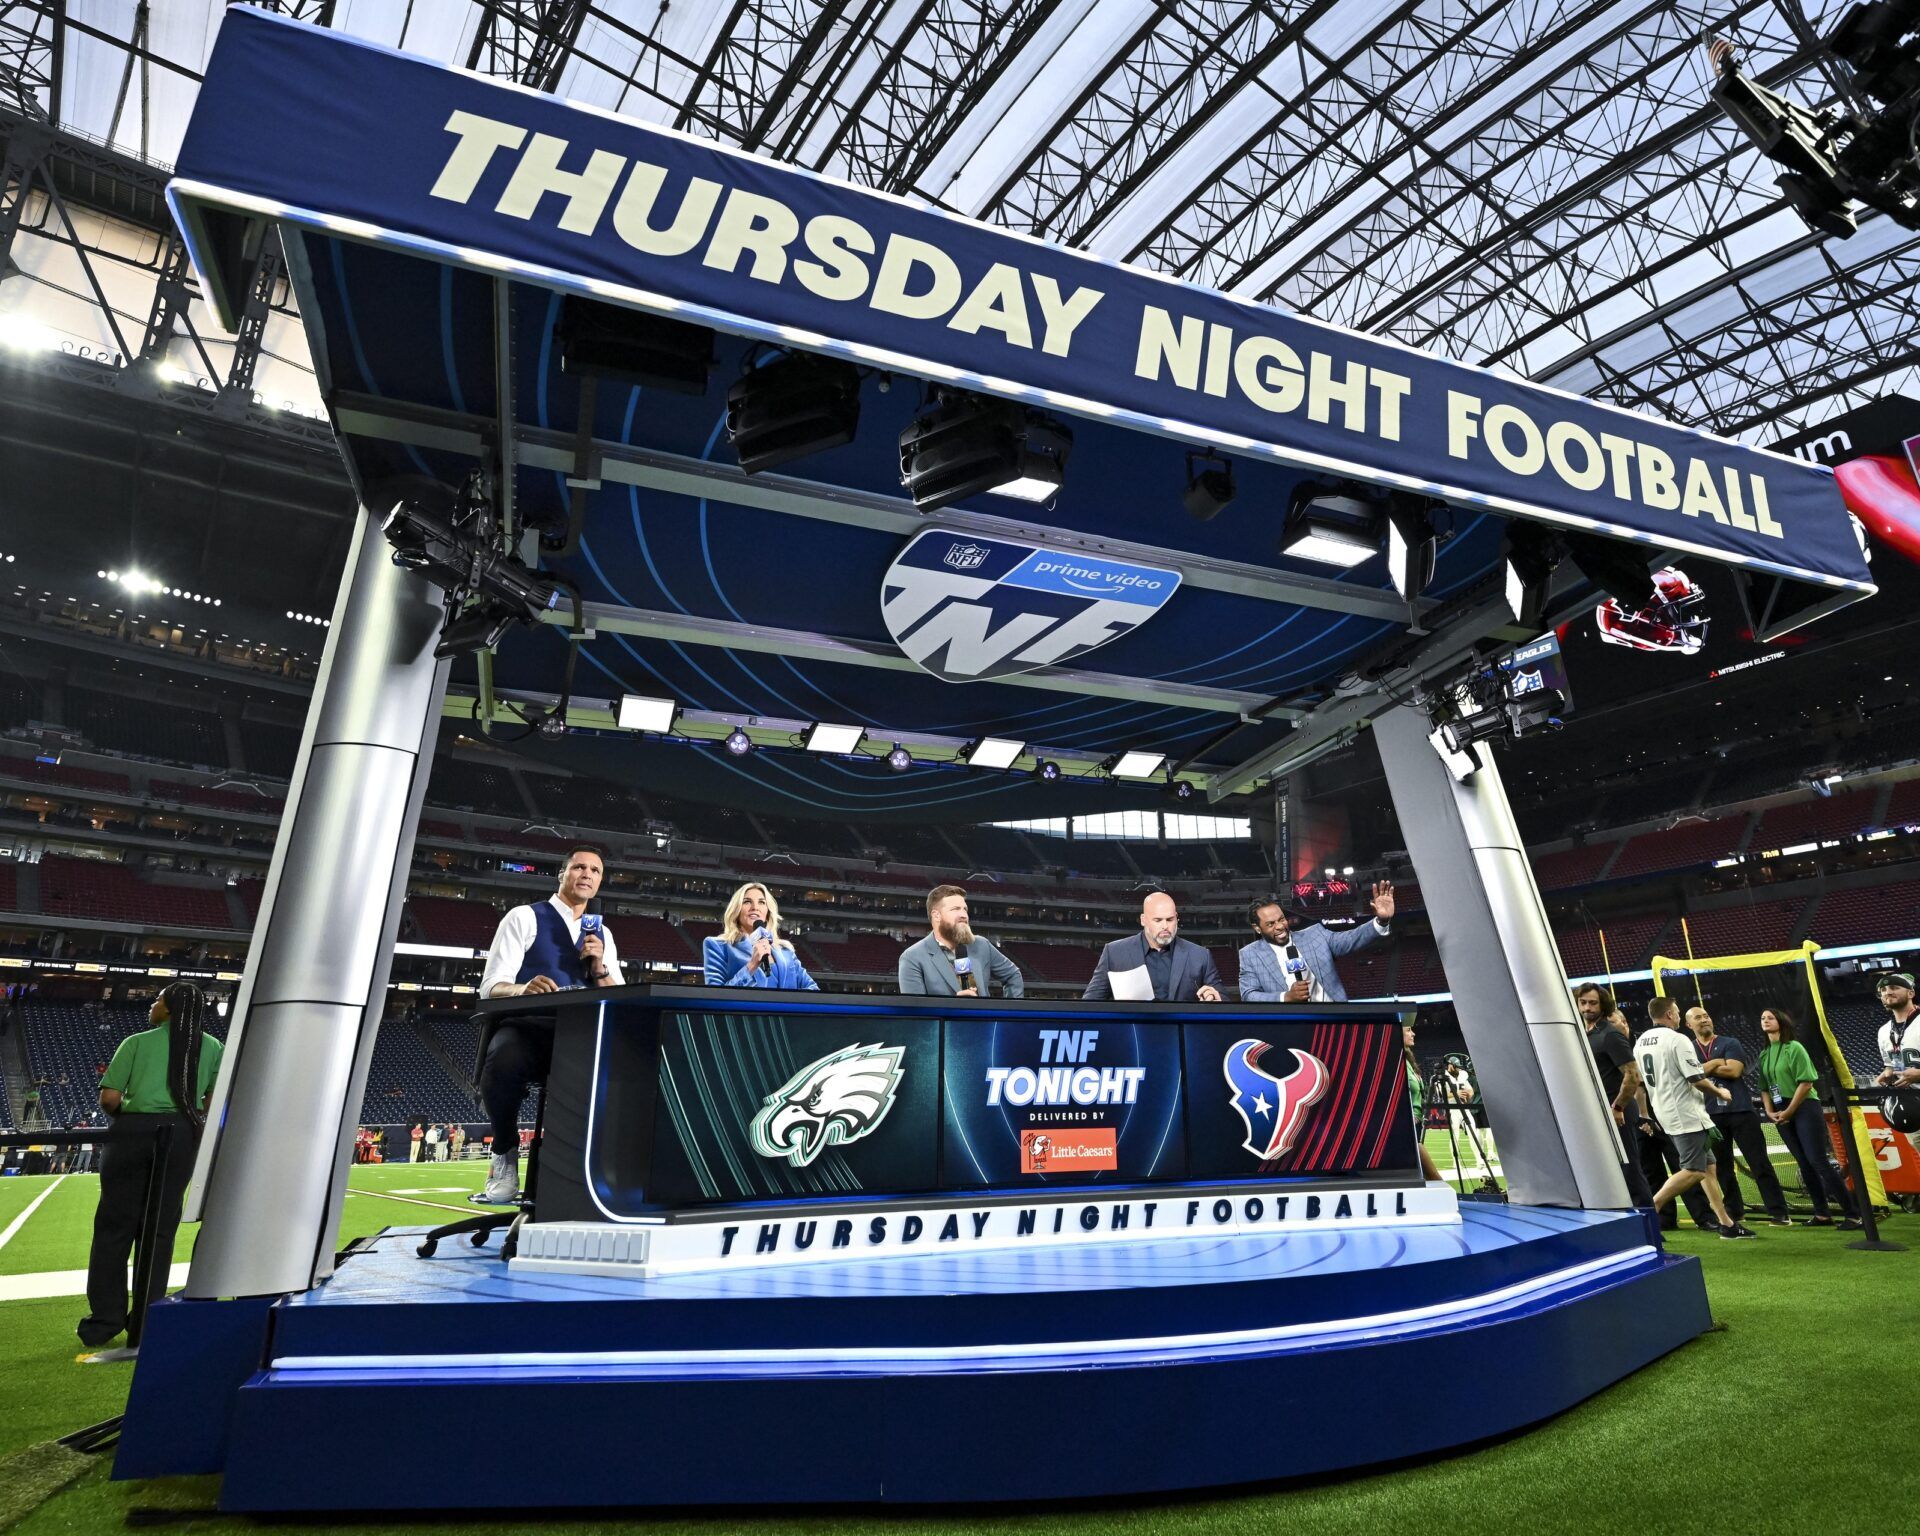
[750,1043,906,1168]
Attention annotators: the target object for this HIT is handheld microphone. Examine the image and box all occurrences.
[577,913,606,984]
[954,954,977,993]
[751,925,774,975]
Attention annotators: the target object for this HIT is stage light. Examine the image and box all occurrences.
[618,695,678,733]
[1437,709,1506,757]
[723,727,753,756]
[805,722,865,754]
[1032,758,1060,782]
[1166,778,1195,800]
[381,481,561,657]
[1279,484,1377,568]
[727,352,861,473]
[898,391,1071,511]
[962,736,1025,770]
[1182,453,1236,521]
[1384,498,1436,601]
[1503,523,1560,627]
[556,296,714,395]
[1106,749,1167,780]
[1562,533,1655,610]
[886,744,913,772]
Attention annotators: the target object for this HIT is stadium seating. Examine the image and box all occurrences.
[0,673,46,730]
[0,862,15,913]
[17,1002,229,1127]
[808,931,907,976]
[1608,815,1750,879]
[37,856,235,930]
[755,815,872,860]
[149,779,284,815]
[0,756,132,795]
[235,878,265,922]
[604,914,695,968]
[1000,942,1097,988]
[64,686,226,767]
[867,822,961,867]
[406,896,504,950]
[1334,946,1394,1001]
[1675,898,1808,956]
[1805,878,1920,948]
[426,758,526,816]
[1552,912,1671,977]
[1529,842,1619,890]
[1882,778,1920,827]
[1392,941,1448,996]
[417,818,466,842]
[952,826,1043,873]
[1753,790,1879,850]
[359,1018,481,1126]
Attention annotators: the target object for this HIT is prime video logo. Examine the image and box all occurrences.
[1029,559,1166,595]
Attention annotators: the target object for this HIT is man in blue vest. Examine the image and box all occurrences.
[475,845,624,1204]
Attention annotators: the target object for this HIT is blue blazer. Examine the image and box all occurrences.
[702,935,820,991]
[1237,920,1388,1003]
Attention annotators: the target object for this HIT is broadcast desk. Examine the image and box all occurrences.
[120,986,1708,1510]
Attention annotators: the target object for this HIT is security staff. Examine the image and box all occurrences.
[475,845,624,1205]
[78,982,223,1352]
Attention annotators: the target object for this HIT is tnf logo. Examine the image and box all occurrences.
[882,530,1179,684]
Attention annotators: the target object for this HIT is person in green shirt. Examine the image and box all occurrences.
[1403,1023,1441,1182]
[78,982,224,1352]
[1757,1007,1859,1230]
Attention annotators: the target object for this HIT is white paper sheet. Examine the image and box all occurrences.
[1108,965,1154,1001]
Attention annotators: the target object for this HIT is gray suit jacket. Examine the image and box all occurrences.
[897,933,1025,998]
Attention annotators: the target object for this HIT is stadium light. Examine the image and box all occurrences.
[723,727,754,756]
[899,391,1071,510]
[1106,750,1167,780]
[886,743,913,772]
[804,722,865,754]
[727,352,861,474]
[618,695,678,733]
[1182,452,1235,521]
[1279,485,1377,568]
[962,736,1025,770]
[1032,759,1061,782]
[1384,498,1437,601]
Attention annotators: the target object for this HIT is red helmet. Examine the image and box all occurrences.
[1595,566,1709,654]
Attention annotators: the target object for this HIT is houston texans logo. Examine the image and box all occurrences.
[1223,1039,1328,1162]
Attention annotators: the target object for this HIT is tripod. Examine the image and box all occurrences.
[1435,1074,1502,1198]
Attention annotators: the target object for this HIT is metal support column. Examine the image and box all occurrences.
[1374,704,1630,1209]
[185,506,448,1297]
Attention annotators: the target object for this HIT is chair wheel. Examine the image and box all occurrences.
[416,1238,438,1258]
[469,1228,492,1248]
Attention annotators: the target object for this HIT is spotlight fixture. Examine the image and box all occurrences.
[885,743,913,772]
[1166,777,1195,801]
[723,727,754,757]
[1031,758,1061,782]
[1383,496,1437,601]
[961,736,1025,770]
[380,479,561,658]
[1561,532,1656,610]
[898,390,1072,511]
[1503,522,1561,628]
[556,296,715,395]
[1105,749,1167,780]
[617,695,678,733]
[727,351,861,474]
[1181,452,1236,521]
[1279,483,1377,568]
[804,722,865,754]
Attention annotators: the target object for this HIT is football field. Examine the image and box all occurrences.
[1,1138,1912,1533]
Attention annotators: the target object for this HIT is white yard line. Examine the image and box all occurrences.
[346,1190,479,1215]
[0,1175,67,1253]
[0,1260,189,1303]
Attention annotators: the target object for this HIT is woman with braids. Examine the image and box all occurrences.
[77,983,224,1352]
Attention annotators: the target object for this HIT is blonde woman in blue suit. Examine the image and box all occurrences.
[703,881,820,990]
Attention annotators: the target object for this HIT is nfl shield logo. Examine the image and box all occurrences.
[881,530,1180,683]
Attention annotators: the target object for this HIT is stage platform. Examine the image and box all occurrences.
[120,1199,1710,1510]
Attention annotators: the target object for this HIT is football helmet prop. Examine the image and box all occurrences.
[1594,566,1710,654]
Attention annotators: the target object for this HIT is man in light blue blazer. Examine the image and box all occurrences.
[1238,883,1396,1003]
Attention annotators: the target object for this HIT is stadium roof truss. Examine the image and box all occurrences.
[0,0,1908,814]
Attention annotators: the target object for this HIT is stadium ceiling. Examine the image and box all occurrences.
[5,0,1918,453]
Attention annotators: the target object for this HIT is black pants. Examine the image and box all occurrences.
[479,1024,551,1157]
[82,1112,197,1346]
[1711,1109,1790,1221]
[1776,1099,1854,1217]
[1616,1110,1655,1205]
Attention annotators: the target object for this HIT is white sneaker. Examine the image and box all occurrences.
[473,1153,520,1205]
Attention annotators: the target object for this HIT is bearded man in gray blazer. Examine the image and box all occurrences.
[898,885,1025,998]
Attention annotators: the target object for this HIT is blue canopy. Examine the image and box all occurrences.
[163,8,1874,821]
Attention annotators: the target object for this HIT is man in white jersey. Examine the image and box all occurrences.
[1637,995,1751,1239]
[1873,971,1920,1156]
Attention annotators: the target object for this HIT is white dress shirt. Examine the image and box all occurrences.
[1268,941,1330,1003]
[479,895,626,997]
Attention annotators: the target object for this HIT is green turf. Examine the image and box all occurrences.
[2,1148,1913,1533]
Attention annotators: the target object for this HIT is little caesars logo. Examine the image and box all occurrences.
[882,530,1179,683]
